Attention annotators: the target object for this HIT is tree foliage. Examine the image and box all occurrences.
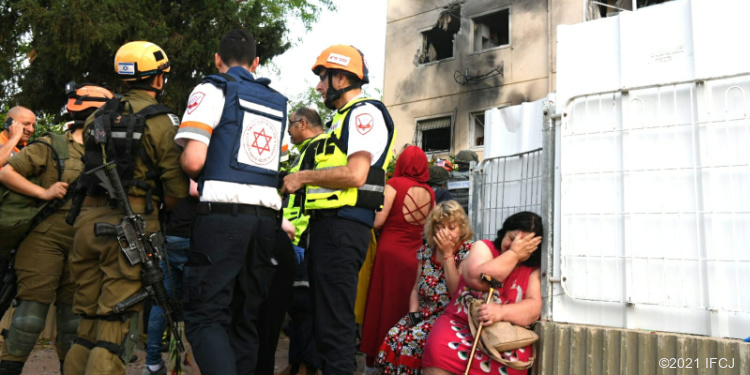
[288,86,383,129]
[0,0,334,118]
[288,87,335,126]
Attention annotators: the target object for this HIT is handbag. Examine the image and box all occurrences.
[467,299,538,371]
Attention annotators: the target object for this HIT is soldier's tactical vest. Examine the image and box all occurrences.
[283,133,329,246]
[304,98,396,211]
[79,95,176,213]
[199,66,288,192]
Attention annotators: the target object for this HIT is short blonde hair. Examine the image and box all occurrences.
[425,200,473,247]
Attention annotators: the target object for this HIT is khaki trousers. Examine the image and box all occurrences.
[64,201,159,375]
[1,210,77,362]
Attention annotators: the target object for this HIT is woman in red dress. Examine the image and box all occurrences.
[422,212,543,375]
[361,146,435,371]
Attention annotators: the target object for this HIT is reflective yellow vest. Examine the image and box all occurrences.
[283,132,328,246]
[304,97,396,211]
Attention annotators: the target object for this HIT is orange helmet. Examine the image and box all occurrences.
[312,45,369,83]
[65,82,114,113]
[435,158,454,172]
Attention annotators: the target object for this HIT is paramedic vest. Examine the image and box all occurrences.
[304,98,395,211]
[283,132,328,246]
[199,66,288,193]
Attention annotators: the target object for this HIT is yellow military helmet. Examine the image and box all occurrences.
[114,41,171,81]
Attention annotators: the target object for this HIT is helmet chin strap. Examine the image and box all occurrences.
[323,72,360,110]
[129,73,166,97]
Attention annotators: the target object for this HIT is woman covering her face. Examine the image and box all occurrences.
[422,211,543,375]
[375,200,474,375]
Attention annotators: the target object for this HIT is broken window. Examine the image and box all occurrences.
[415,116,452,153]
[417,5,461,64]
[470,111,485,147]
[472,8,510,52]
[588,0,672,19]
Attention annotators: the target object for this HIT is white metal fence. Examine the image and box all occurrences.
[559,74,750,314]
[468,148,545,242]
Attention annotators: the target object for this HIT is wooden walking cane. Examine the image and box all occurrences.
[464,273,503,375]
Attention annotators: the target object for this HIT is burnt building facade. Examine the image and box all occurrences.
[383,0,671,160]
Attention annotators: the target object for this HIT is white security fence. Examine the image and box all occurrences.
[560,75,750,313]
[468,148,544,242]
[470,75,750,339]
[468,0,750,340]
[553,74,750,339]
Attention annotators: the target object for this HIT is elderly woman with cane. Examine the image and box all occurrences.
[422,212,543,375]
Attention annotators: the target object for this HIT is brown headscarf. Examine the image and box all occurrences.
[393,145,430,183]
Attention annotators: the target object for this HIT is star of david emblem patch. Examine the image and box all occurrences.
[251,128,272,156]
[241,117,278,166]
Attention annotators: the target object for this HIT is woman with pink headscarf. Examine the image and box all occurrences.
[361,146,435,372]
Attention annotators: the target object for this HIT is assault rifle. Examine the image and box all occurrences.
[88,162,185,352]
[0,251,17,319]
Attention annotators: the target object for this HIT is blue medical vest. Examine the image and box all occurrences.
[199,66,288,191]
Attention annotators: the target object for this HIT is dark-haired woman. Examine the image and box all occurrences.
[422,212,543,375]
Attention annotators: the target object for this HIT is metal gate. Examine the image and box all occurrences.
[468,148,545,242]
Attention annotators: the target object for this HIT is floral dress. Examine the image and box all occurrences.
[422,240,537,375]
[375,240,473,375]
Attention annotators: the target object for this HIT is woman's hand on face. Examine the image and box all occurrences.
[477,303,504,326]
[509,232,542,262]
[433,226,458,259]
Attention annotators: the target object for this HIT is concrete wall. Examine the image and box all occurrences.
[383,0,582,160]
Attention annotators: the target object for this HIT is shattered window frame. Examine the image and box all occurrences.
[471,7,511,53]
[586,0,674,20]
[414,115,453,154]
[469,110,486,148]
[417,27,455,65]
[417,6,461,65]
